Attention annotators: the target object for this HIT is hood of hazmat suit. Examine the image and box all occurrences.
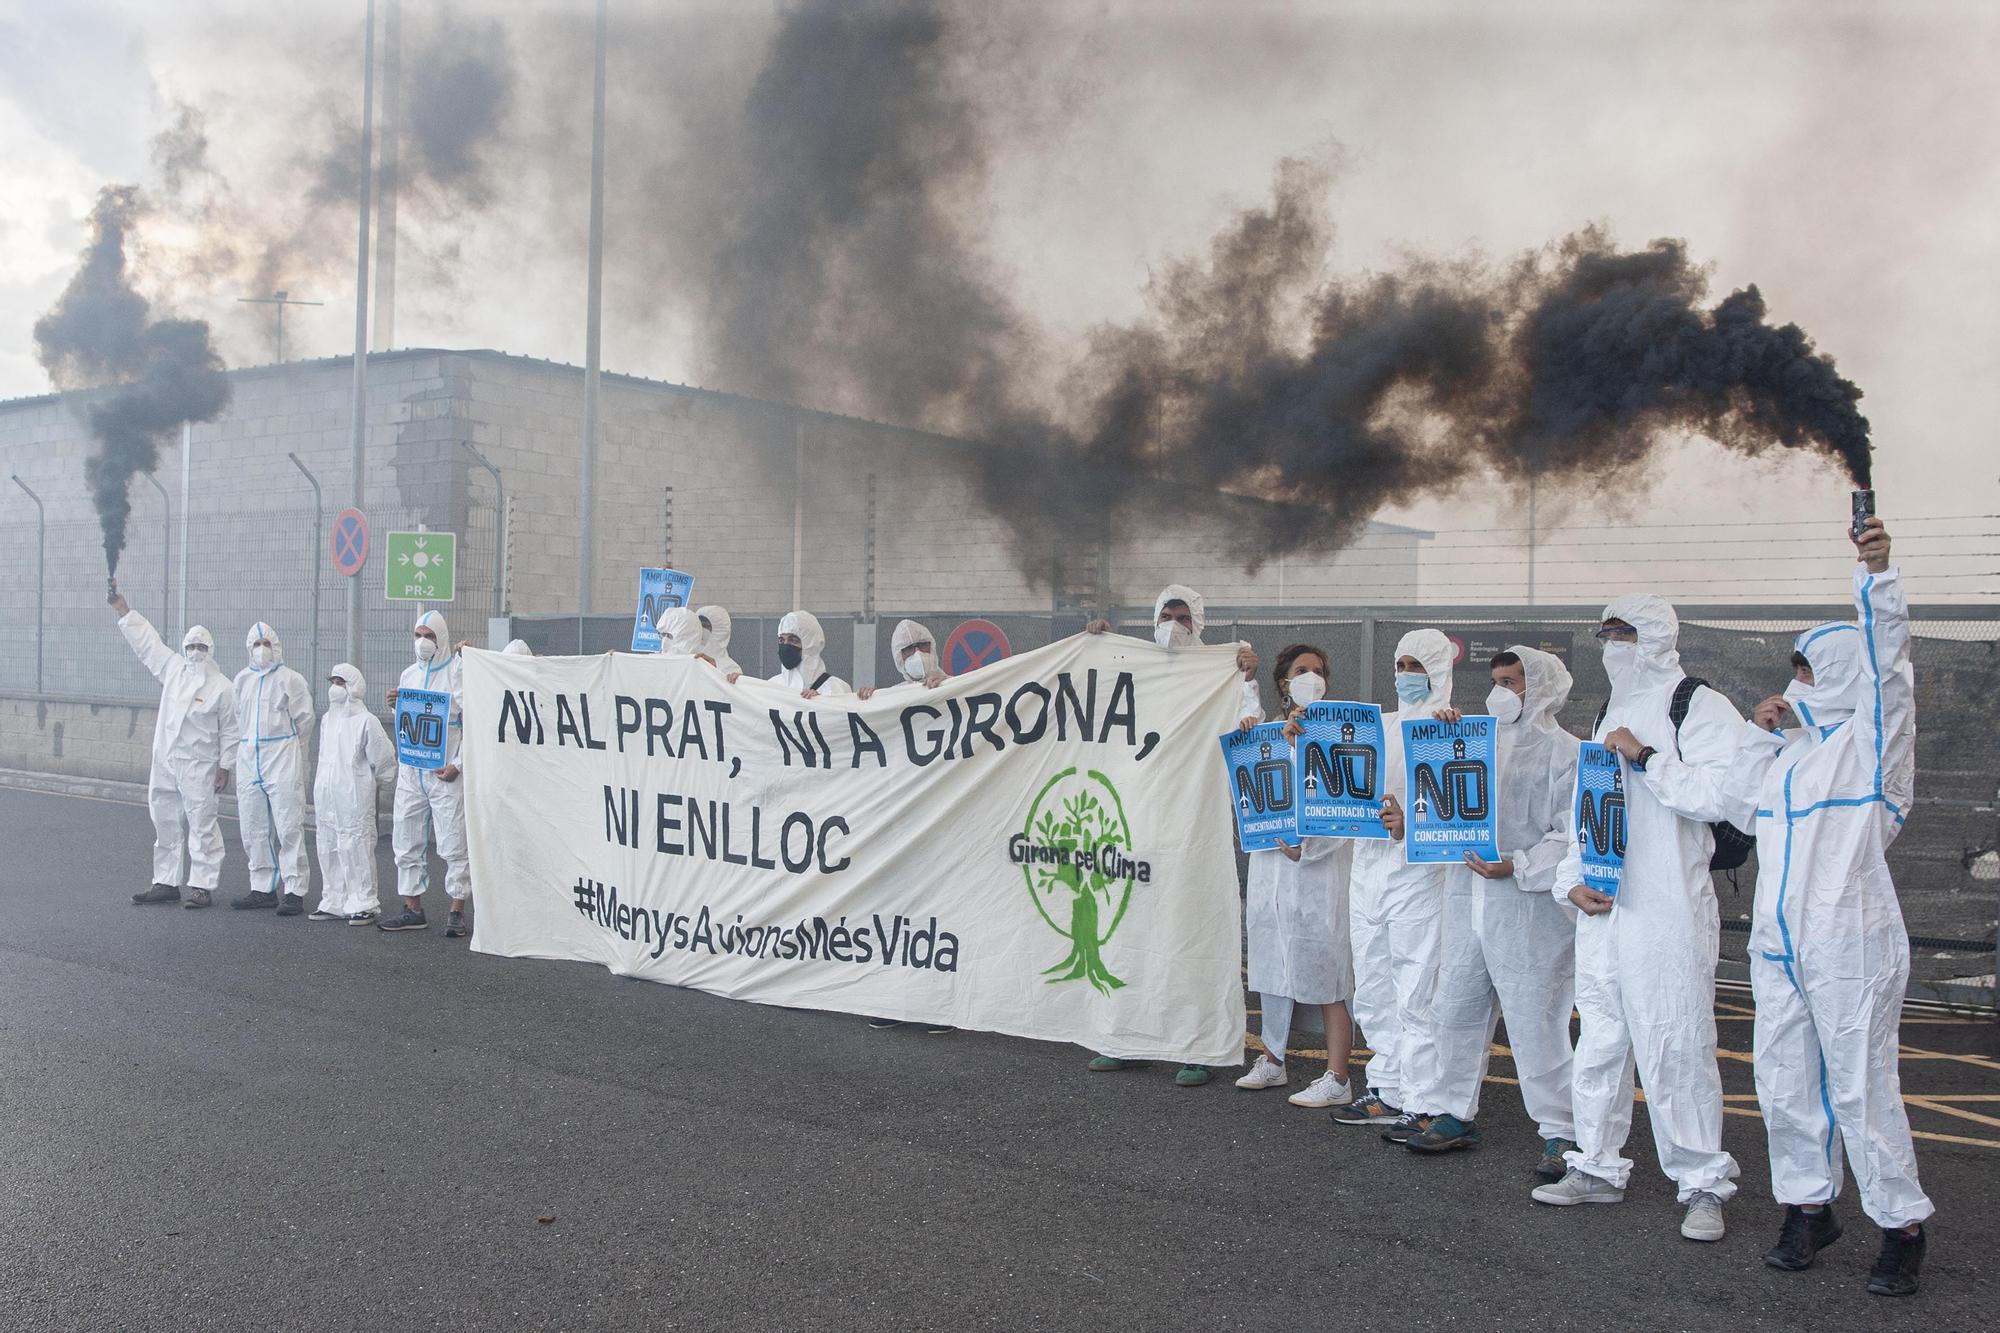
[891,618,939,681]
[314,661,397,916]
[696,604,741,676]
[656,607,705,657]
[1413,641,1583,1132]
[232,619,315,896]
[770,610,849,694]
[503,639,533,656]
[1738,565,1930,1228]
[1552,592,1746,1203]
[1153,583,1207,644]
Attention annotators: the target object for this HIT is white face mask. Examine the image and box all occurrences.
[899,649,931,682]
[1155,621,1195,649]
[414,636,438,663]
[251,645,274,669]
[1601,640,1638,687]
[327,683,349,707]
[1287,671,1326,706]
[1486,683,1524,724]
[184,645,210,666]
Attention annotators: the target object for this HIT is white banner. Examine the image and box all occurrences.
[462,634,1249,1065]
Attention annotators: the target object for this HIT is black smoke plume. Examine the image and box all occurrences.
[33,187,232,574]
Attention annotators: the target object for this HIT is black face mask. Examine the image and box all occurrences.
[777,643,803,670]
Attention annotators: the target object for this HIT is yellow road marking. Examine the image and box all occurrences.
[1904,1098,2000,1130]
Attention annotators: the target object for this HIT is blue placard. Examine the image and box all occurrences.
[1220,723,1297,852]
[630,568,696,652]
[1399,716,1500,863]
[1574,742,1628,898]
[1295,700,1389,839]
[395,687,452,770]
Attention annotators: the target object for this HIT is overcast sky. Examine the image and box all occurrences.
[2,0,1994,599]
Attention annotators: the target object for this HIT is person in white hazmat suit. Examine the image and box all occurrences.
[307,663,396,924]
[110,589,237,909]
[502,639,533,657]
[1329,629,1454,1138]
[1084,584,1261,1086]
[1234,642,1356,1109]
[727,610,850,697]
[655,607,709,660]
[228,621,315,916]
[1725,519,1932,1294]
[1402,645,1580,1178]
[858,620,952,1034]
[1534,594,1744,1244]
[696,604,742,677]
[382,610,471,937]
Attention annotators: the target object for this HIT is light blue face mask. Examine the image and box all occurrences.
[1394,672,1430,706]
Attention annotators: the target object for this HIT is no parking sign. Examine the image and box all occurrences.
[331,508,369,577]
[943,619,1011,676]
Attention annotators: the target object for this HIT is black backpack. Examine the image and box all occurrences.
[1594,676,1757,872]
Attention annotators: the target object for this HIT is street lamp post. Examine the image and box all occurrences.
[288,453,324,688]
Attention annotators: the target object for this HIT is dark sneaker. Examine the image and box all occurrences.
[276,893,306,917]
[1765,1204,1842,1271]
[307,906,344,921]
[1329,1093,1402,1127]
[444,909,468,938]
[184,888,213,910]
[1174,1064,1212,1087]
[1381,1111,1434,1145]
[1867,1225,1925,1296]
[1407,1113,1481,1153]
[866,1017,903,1030]
[231,890,278,911]
[376,908,429,932]
[1536,1138,1578,1183]
[1087,1055,1134,1072]
[346,909,380,927]
[133,883,180,905]
[924,1023,954,1035]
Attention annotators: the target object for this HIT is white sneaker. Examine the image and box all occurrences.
[1233,1055,1288,1090]
[1288,1071,1353,1108]
[1680,1190,1726,1241]
[1531,1167,1625,1206]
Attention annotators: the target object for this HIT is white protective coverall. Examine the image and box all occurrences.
[233,621,315,897]
[1554,594,1742,1201]
[1408,644,1579,1135]
[656,607,706,658]
[1153,585,1262,722]
[1245,837,1355,1056]
[697,605,742,677]
[890,618,940,682]
[312,663,396,917]
[769,610,851,695]
[393,610,470,903]
[1348,628,1455,1107]
[120,611,236,889]
[1736,566,1932,1228]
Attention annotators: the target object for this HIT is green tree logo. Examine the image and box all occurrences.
[1019,767,1138,994]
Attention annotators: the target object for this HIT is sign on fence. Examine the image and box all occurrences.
[385,531,456,602]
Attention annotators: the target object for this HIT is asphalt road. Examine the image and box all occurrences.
[1,786,1994,1332]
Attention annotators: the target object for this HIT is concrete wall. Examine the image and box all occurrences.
[0,693,159,785]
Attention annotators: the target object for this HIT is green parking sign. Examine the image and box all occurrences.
[384,531,457,602]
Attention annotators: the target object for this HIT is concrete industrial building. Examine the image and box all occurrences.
[0,348,1425,783]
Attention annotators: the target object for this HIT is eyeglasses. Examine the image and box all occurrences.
[1592,626,1639,643]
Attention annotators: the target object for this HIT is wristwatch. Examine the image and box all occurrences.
[1633,745,1657,771]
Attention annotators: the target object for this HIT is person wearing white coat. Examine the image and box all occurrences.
[1085,584,1261,1086]
[1234,642,1356,1109]
[111,590,237,909]
[857,619,949,702]
[1534,593,1744,1244]
[696,604,742,677]
[382,609,471,936]
[228,620,315,915]
[1728,519,1932,1295]
[1403,645,1580,1178]
[307,662,397,924]
[1330,628,1454,1136]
